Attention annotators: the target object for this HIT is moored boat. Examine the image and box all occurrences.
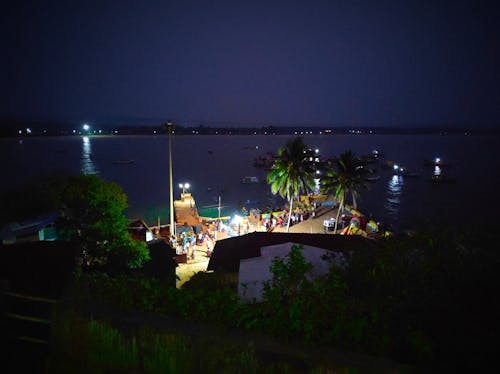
[241,176,259,184]
[423,157,452,167]
[113,159,135,164]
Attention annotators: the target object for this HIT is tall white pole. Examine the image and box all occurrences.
[168,122,175,237]
[218,195,221,221]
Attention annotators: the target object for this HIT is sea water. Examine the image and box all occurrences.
[2,134,500,231]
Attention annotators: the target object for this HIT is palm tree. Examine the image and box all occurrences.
[267,137,316,232]
[321,151,371,233]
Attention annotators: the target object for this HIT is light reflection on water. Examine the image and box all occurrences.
[384,175,403,221]
[81,136,97,175]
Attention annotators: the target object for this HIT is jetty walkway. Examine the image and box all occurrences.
[174,193,202,227]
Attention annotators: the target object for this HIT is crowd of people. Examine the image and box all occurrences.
[169,229,214,260]
[255,199,321,231]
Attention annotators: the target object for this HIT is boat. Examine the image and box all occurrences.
[253,152,276,169]
[362,149,384,163]
[113,159,134,164]
[366,175,381,182]
[423,157,452,167]
[388,164,420,177]
[428,175,457,184]
[241,176,259,184]
[402,171,420,178]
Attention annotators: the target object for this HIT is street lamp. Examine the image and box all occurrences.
[83,123,90,132]
[178,182,190,194]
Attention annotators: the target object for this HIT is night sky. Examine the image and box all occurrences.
[2,0,499,127]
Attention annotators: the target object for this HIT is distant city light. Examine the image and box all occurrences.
[18,130,22,134]
[73,129,76,134]
[83,124,90,131]
[315,149,319,153]
[435,157,441,164]
[26,128,32,134]
[393,164,399,170]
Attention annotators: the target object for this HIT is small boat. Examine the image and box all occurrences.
[423,157,452,167]
[366,175,381,182]
[113,159,134,164]
[241,176,259,184]
[428,175,457,184]
[362,149,383,163]
[402,172,420,178]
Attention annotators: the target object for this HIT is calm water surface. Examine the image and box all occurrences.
[2,134,500,231]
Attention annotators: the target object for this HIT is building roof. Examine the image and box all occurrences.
[0,213,59,242]
[207,232,376,273]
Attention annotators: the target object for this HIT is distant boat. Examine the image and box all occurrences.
[423,158,452,167]
[362,149,383,163]
[428,175,457,184]
[113,159,134,164]
[241,176,259,184]
[402,172,420,178]
[366,175,381,182]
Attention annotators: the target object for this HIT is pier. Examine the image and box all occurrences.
[174,193,202,228]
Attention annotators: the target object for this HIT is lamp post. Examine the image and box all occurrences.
[178,182,190,195]
[166,122,175,237]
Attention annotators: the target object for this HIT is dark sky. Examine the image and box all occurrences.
[2,0,499,127]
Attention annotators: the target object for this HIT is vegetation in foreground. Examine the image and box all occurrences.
[56,228,500,372]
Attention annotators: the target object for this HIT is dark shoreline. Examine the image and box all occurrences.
[2,125,498,138]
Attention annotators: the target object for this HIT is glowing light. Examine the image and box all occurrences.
[18,130,22,134]
[435,157,441,164]
[26,128,32,134]
[83,124,90,131]
[232,215,243,225]
[315,149,319,154]
[393,164,399,170]
[179,182,190,193]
